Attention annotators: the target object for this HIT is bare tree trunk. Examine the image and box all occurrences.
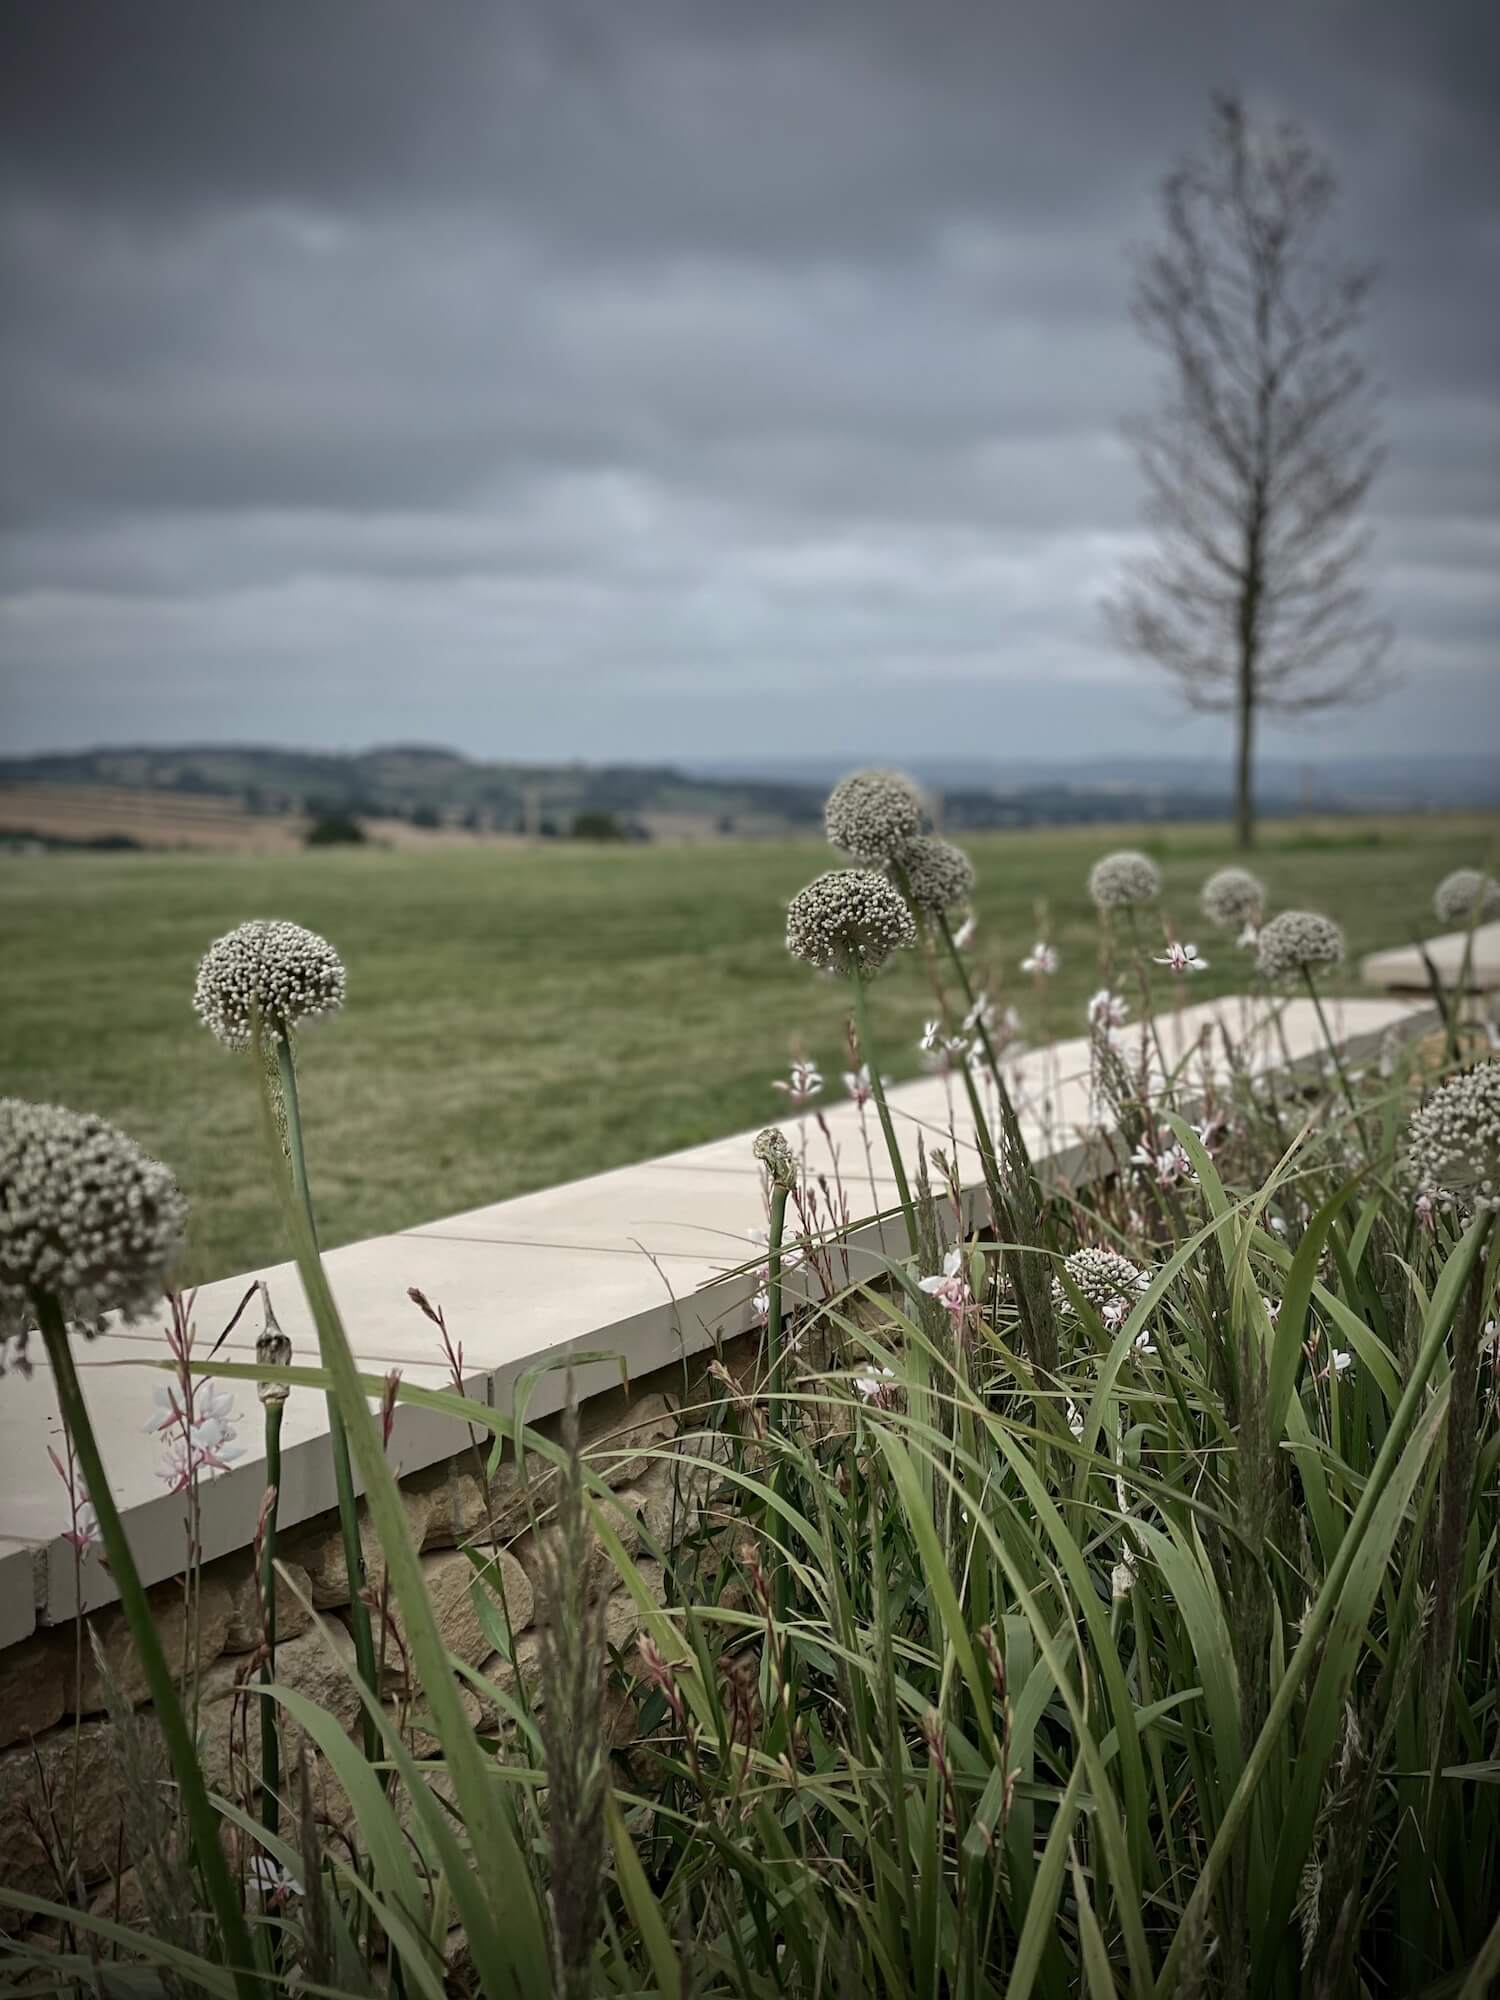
[1235,652,1255,850]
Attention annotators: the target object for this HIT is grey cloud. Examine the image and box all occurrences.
[1,0,1496,761]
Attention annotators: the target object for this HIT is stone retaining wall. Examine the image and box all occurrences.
[0,1340,745,1926]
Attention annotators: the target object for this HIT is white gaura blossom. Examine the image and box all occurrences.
[1406,1061,1500,1215]
[843,1064,888,1107]
[194,918,347,1050]
[1088,850,1162,911]
[771,1060,823,1107]
[1256,910,1345,983]
[1,1099,187,1368]
[1088,989,1130,1030]
[786,869,917,979]
[918,1245,974,1321]
[1155,940,1208,975]
[1021,940,1059,975]
[823,769,926,862]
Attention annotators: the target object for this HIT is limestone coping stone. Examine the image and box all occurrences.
[1361,920,1500,995]
[0,992,1427,1631]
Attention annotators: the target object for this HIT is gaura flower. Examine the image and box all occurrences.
[1155,940,1208,975]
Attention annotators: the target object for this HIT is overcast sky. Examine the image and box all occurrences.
[1,0,1495,769]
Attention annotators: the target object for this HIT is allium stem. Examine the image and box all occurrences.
[259,1401,283,1839]
[36,1293,261,1996]
[270,1030,381,1770]
[765,1180,790,1416]
[849,973,918,1255]
[933,911,1039,1195]
[1301,970,1372,1156]
[1124,908,1173,1096]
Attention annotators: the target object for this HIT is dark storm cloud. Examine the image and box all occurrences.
[1,0,1496,760]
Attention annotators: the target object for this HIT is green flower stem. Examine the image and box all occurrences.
[1300,970,1373,1158]
[933,911,1054,1369]
[1446,897,1484,1065]
[259,1399,283,1840]
[37,1294,261,1996]
[849,972,919,1256]
[271,1031,381,1768]
[1124,909,1173,1100]
[933,911,1039,1197]
[765,1180,790,1413]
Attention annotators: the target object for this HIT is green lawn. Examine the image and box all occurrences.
[2,814,1493,1284]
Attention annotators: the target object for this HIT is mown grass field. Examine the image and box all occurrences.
[2,813,1494,1284]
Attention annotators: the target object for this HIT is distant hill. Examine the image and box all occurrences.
[0,744,828,846]
[1,743,1494,853]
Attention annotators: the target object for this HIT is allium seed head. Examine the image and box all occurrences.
[1256,910,1345,983]
[1200,866,1266,932]
[1052,1246,1149,1313]
[823,769,925,862]
[1088,850,1162,912]
[786,869,916,980]
[1433,869,1500,927]
[1407,1062,1500,1215]
[897,834,977,916]
[1,1099,186,1365]
[752,1127,798,1188]
[194,919,347,1050]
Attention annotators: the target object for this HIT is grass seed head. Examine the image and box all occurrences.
[0,1098,186,1362]
[823,769,925,862]
[1088,849,1162,911]
[194,918,347,1050]
[1256,909,1346,983]
[786,868,916,979]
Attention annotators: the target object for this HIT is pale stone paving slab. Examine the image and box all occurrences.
[1361,920,1500,995]
[0,993,1428,1625]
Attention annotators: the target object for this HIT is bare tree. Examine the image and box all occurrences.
[1107,95,1391,848]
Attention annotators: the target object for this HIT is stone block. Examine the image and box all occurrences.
[378,1546,534,1688]
[73,1574,231,1715]
[0,1632,69,1749]
[0,1713,156,1897]
[221,1551,315,1653]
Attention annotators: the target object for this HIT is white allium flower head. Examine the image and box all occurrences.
[1256,910,1345,983]
[1052,1246,1150,1313]
[752,1127,798,1189]
[1200,866,1266,931]
[1,1099,186,1366]
[1433,869,1500,927]
[194,919,347,1050]
[1407,1061,1500,1215]
[823,769,926,862]
[786,869,916,980]
[897,834,976,916]
[1088,850,1162,912]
